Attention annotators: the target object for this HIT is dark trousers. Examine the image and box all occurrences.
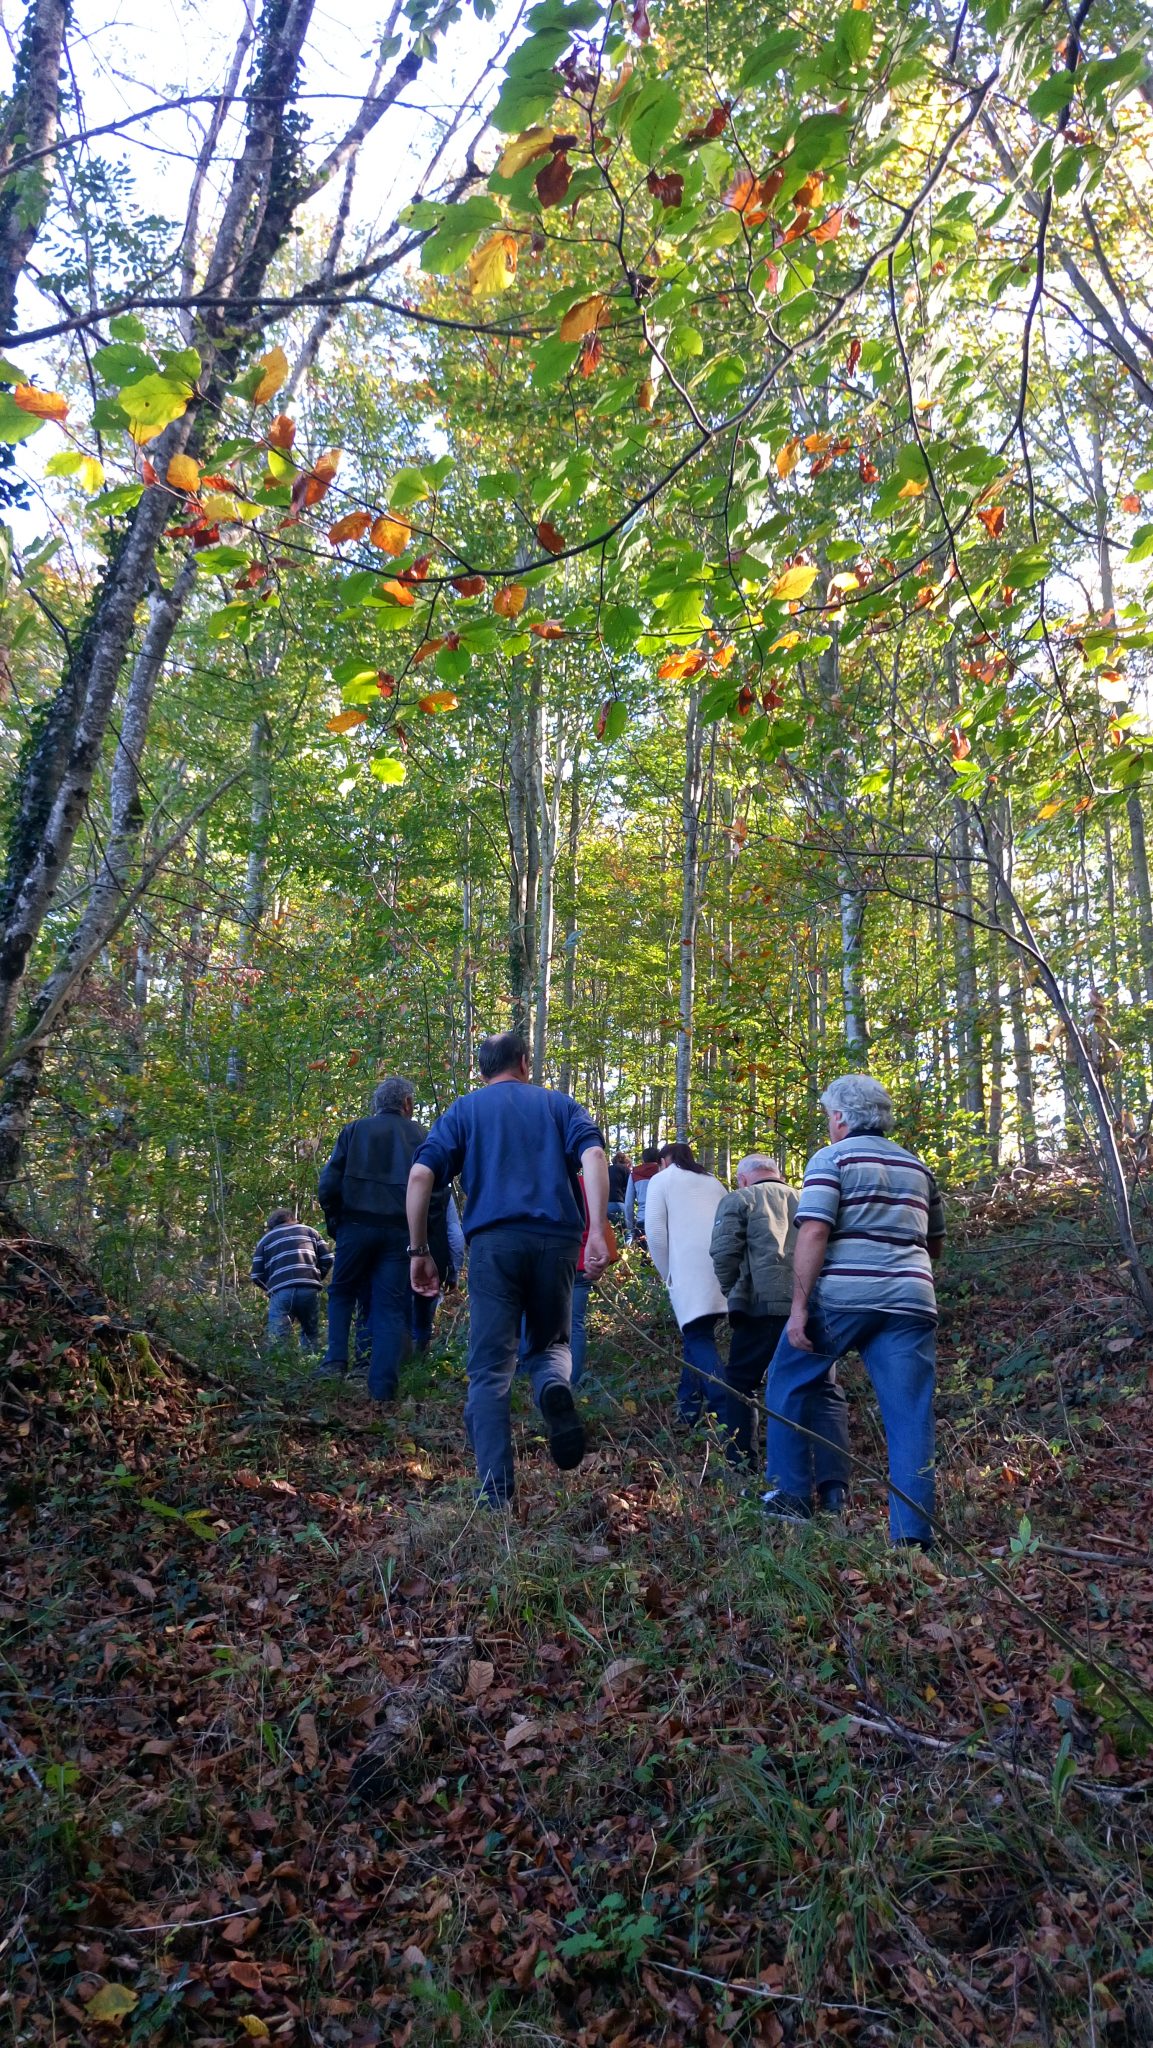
[679,1314,722,1423]
[726,1311,850,1496]
[354,1283,436,1368]
[465,1226,580,1504]
[324,1221,411,1399]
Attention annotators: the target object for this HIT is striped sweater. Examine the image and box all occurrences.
[795,1134,944,1319]
[251,1222,333,1294]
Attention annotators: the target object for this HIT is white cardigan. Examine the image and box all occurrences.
[644,1165,729,1328]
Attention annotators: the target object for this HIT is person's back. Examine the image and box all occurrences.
[801,1129,939,1318]
[712,1178,798,1315]
[251,1209,332,1355]
[407,1031,609,1506]
[644,1146,728,1426]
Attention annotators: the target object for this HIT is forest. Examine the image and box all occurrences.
[3,0,1153,2040]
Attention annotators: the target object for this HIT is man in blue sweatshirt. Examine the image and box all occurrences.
[406,1032,610,1506]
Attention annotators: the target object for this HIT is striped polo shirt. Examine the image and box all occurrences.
[251,1223,333,1294]
[796,1134,944,1319]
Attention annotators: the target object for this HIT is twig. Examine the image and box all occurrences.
[0,1715,44,1791]
[648,1958,890,2017]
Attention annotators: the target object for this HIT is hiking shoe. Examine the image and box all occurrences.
[312,1361,345,1381]
[895,1536,934,1554]
[760,1489,812,1523]
[816,1485,848,1514]
[540,1383,587,1471]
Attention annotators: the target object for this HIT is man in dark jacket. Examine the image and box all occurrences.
[710,1154,850,1509]
[405,1031,609,1507]
[317,1076,448,1400]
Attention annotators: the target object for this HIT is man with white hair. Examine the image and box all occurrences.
[763,1076,945,1549]
[710,1154,850,1507]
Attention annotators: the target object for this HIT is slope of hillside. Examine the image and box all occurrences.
[3,1181,1152,2046]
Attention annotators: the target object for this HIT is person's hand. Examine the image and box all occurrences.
[410,1253,440,1297]
[785,1310,814,1353]
[583,1229,610,1280]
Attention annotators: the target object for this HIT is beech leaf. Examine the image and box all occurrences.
[253,344,288,404]
[494,583,527,616]
[85,1984,139,2025]
[771,563,818,601]
[372,513,411,555]
[558,294,607,343]
[467,233,518,296]
[13,384,68,421]
[327,709,367,733]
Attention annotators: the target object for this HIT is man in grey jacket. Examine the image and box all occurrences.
[710,1154,850,1509]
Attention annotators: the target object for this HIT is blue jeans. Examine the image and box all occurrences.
[679,1313,721,1424]
[267,1286,319,1352]
[324,1222,411,1400]
[726,1312,849,1493]
[466,1227,580,1505]
[765,1308,936,1542]
[354,1283,436,1367]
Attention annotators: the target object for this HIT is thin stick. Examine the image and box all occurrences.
[0,1715,44,1791]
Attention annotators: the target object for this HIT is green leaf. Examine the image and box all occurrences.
[738,28,800,89]
[833,8,874,66]
[92,342,158,386]
[89,482,144,516]
[601,602,643,652]
[370,754,407,784]
[161,346,202,382]
[334,656,379,687]
[491,66,560,135]
[626,79,682,166]
[389,466,432,510]
[0,355,29,384]
[108,311,148,342]
[0,393,46,443]
[419,197,504,273]
[598,700,628,742]
[1027,71,1076,121]
[532,338,581,389]
[1126,524,1153,565]
[118,372,193,435]
[435,644,471,682]
[1005,544,1051,587]
[193,546,250,573]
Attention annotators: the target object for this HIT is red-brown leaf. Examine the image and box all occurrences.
[536,519,566,554]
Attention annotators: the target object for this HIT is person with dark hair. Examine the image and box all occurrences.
[762,1075,945,1549]
[317,1076,450,1401]
[250,1207,332,1354]
[607,1153,630,1226]
[405,1030,609,1507]
[644,1142,729,1424]
[710,1155,849,1507]
[624,1144,662,1243]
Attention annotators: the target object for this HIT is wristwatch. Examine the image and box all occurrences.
[406,1242,431,1257]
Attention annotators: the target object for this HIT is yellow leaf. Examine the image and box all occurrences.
[371,513,411,555]
[828,571,861,593]
[771,563,818,602]
[419,691,459,713]
[201,492,239,522]
[166,453,200,493]
[1037,799,1062,818]
[803,431,831,454]
[768,631,802,651]
[13,384,68,420]
[493,583,527,617]
[327,708,367,734]
[897,478,927,499]
[467,233,518,296]
[77,456,104,493]
[775,437,800,478]
[85,1984,139,2025]
[253,344,288,405]
[497,126,556,177]
[559,293,607,343]
[239,2020,271,2042]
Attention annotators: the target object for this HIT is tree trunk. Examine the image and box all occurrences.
[839,882,868,1062]
[557,762,581,1096]
[0,0,68,342]
[675,684,708,1140]
[506,666,540,1037]
[226,713,273,1090]
[532,713,565,1084]
[986,858,1003,1172]
[952,800,985,1135]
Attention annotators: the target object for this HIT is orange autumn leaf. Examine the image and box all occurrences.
[847,335,862,375]
[371,512,411,555]
[793,172,824,210]
[1121,492,1141,513]
[328,510,372,544]
[451,574,486,596]
[529,620,565,639]
[710,643,737,669]
[776,437,800,478]
[951,726,971,760]
[724,167,784,226]
[413,638,446,663]
[166,453,200,492]
[380,578,416,606]
[536,519,566,554]
[13,384,68,420]
[578,331,603,377]
[636,377,654,412]
[494,584,527,617]
[804,432,831,454]
[558,294,607,343]
[327,708,367,734]
[810,207,843,244]
[781,210,812,243]
[977,505,1005,538]
[657,649,707,680]
[253,344,288,404]
[304,448,341,507]
[859,453,879,483]
[418,690,459,713]
[267,413,296,450]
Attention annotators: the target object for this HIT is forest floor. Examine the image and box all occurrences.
[4,1170,1153,2048]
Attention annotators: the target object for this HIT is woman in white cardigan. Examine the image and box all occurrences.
[644,1142,729,1423]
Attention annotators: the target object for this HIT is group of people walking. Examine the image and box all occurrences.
[250,1035,944,1549]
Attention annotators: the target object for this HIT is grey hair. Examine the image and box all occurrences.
[820,1074,896,1135]
[736,1154,783,1182]
[373,1075,415,1115]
